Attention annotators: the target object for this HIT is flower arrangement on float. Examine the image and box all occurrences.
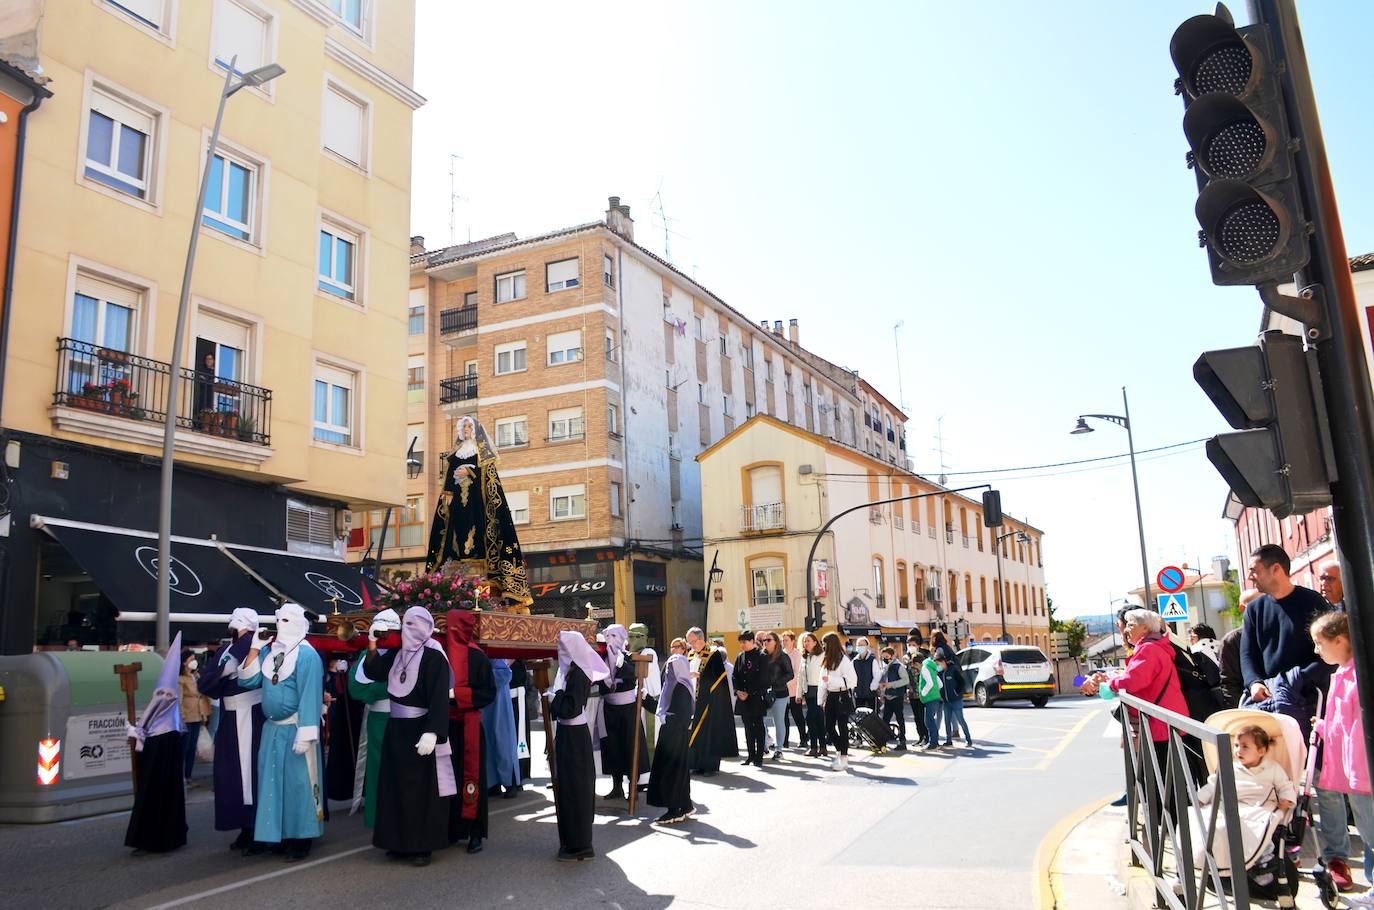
[375,568,503,614]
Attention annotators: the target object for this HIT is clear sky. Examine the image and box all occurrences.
[408,1,1374,619]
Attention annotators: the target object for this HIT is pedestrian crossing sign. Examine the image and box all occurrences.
[1158,593,1190,622]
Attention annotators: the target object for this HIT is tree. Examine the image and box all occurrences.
[1047,597,1087,659]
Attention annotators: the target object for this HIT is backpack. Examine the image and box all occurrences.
[1159,640,1225,721]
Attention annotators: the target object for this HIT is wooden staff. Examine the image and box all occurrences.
[113,662,143,795]
[530,659,562,824]
[626,653,652,816]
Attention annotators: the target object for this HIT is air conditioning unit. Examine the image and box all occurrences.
[926,586,943,603]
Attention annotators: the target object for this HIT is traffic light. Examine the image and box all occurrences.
[981,489,1003,528]
[1170,5,1308,286]
[1193,331,1333,518]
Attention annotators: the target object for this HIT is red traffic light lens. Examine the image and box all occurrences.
[1191,41,1251,96]
[1216,199,1281,263]
[1207,118,1266,179]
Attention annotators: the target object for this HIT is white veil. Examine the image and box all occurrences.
[453,415,496,462]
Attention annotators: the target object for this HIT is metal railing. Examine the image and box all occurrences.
[53,337,271,445]
[439,305,477,335]
[439,374,478,403]
[740,502,785,532]
[1117,690,1254,910]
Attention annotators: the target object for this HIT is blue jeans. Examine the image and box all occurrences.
[765,695,788,751]
[1317,786,1352,863]
[1350,791,1374,883]
[923,701,942,747]
[182,721,201,781]
[943,697,972,744]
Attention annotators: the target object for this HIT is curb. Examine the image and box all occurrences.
[1033,794,1115,910]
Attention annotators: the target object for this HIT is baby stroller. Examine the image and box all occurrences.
[848,707,900,755]
[1195,708,1334,908]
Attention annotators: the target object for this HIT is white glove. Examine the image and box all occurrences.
[292,732,313,755]
[415,732,437,756]
[125,722,146,752]
[368,624,381,642]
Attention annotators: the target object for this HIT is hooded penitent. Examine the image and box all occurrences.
[555,630,610,693]
[658,654,695,721]
[123,631,188,853]
[141,630,186,738]
[199,612,266,834]
[445,609,496,839]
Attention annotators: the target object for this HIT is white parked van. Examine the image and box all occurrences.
[955,644,1055,707]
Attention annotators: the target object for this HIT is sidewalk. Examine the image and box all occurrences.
[1042,799,1344,910]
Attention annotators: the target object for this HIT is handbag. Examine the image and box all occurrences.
[834,686,856,716]
[195,724,215,762]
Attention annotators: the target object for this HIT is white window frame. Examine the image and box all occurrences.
[719,335,728,357]
[548,406,584,442]
[506,489,530,525]
[495,270,526,304]
[494,341,527,376]
[321,76,371,171]
[79,75,168,211]
[741,344,754,371]
[745,400,756,419]
[764,359,773,382]
[311,356,362,451]
[722,395,733,417]
[494,415,529,449]
[605,328,617,362]
[317,210,367,308]
[610,481,622,518]
[199,133,268,252]
[693,315,704,341]
[751,565,786,607]
[549,484,587,521]
[546,329,582,366]
[208,0,278,100]
[545,258,580,293]
[607,402,620,435]
[603,254,614,288]
[190,297,263,386]
[97,0,178,44]
[324,0,368,40]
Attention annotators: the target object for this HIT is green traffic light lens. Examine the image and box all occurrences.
[1217,199,1281,263]
[1191,42,1252,96]
[1205,118,1266,179]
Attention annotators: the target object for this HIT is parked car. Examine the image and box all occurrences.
[956,644,1055,708]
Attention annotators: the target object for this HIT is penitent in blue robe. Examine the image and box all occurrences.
[238,642,325,843]
[482,658,520,788]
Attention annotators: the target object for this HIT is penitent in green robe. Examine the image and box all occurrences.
[347,653,391,828]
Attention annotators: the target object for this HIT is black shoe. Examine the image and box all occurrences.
[1110,793,1129,807]
[241,842,270,857]
[131,848,148,857]
[600,788,626,801]
[466,836,483,855]
[284,848,309,863]
[503,785,520,799]
[385,850,405,860]
[411,852,432,867]
[556,846,595,862]
[674,806,696,822]
[229,830,253,850]
[654,810,678,825]
[488,785,503,796]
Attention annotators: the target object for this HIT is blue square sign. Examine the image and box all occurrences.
[1158,593,1190,622]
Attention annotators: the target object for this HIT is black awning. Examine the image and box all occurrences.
[226,547,382,614]
[40,520,277,619]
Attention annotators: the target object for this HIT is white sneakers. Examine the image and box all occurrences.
[831,755,849,771]
[831,756,841,771]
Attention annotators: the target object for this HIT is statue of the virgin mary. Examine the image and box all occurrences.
[424,416,533,611]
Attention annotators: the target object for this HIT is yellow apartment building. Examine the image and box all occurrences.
[699,415,1051,653]
[353,198,914,651]
[0,0,421,653]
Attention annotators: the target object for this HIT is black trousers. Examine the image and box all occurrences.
[881,695,907,744]
[785,698,807,746]
[804,686,825,751]
[824,697,850,756]
[741,714,766,762]
[910,694,927,741]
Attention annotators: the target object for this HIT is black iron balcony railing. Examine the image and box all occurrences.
[439,374,478,403]
[53,337,272,445]
[439,305,478,335]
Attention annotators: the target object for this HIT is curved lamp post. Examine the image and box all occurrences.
[1072,386,1153,627]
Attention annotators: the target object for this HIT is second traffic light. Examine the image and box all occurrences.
[1194,331,1333,518]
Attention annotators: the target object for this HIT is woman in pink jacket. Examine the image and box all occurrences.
[1311,611,1374,896]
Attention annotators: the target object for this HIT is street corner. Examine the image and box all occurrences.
[1035,794,1128,910]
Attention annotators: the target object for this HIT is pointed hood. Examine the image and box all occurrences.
[553,630,609,694]
[142,631,185,736]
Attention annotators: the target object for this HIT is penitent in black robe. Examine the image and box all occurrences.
[365,647,453,855]
[124,732,187,852]
[325,665,363,802]
[447,645,496,843]
[597,659,648,780]
[689,648,738,774]
[552,666,595,852]
[647,685,692,812]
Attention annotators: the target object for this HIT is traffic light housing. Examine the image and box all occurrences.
[1194,331,1333,518]
[981,489,1003,528]
[1170,5,1309,286]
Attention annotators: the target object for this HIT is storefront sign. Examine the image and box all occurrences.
[813,560,830,598]
[64,712,133,780]
[632,561,668,595]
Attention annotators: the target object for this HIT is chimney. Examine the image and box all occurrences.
[772,320,783,336]
[409,235,425,256]
[788,318,799,345]
[759,320,770,332]
[606,196,634,241]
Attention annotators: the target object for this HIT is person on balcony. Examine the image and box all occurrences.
[194,352,216,429]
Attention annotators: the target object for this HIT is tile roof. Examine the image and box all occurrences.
[1352,252,1374,273]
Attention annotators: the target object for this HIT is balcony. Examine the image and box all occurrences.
[439,374,478,404]
[438,305,477,345]
[51,337,273,464]
[740,502,785,533]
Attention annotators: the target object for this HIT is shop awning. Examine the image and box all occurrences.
[223,547,382,615]
[35,517,278,621]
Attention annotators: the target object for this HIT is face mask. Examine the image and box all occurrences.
[857,647,869,657]
[907,647,918,656]
[845,647,854,656]
[187,659,198,671]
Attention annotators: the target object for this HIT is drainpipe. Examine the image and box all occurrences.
[0,74,51,423]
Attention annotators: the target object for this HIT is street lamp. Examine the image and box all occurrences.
[1072,386,1153,630]
[995,528,1029,644]
[153,57,285,651]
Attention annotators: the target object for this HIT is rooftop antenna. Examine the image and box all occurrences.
[449,153,468,245]
[893,320,907,413]
[651,182,672,262]
[934,415,949,486]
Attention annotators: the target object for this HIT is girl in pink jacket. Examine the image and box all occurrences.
[1311,610,1374,895]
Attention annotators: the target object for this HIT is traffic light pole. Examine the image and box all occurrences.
[803,484,991,634]
[1250,0,1374,791]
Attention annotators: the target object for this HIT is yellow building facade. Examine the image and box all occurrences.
[699,416,1051,652]
[0,0,421,653]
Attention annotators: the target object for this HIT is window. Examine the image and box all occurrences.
[506,490,530,525]
[494,341,527,375]
[607,402,620,435]
[406,358,423,403]
[719,335,728,357]
[897,562,909,610]
[548,407,584,441]
[605,328,617,362]
[872,556,885,610]
[746,400,756,419]
[464,290,478,308]
[550,484,587,520]
[494,416,528,449]
[408,304,424,335]
[741,345,754,371]
[804,382,813,403]
[84,85,157,200]
[693,315,704,340]
[610,482,622,518]
[603,254,614,288]
[784,372,792,393]
[313,362,355,446]
[980,577,989,614]
[193,309,252,403]
[495,270,526,303]
[212,0,270,77]
[322,80,368,167]
[751,565,785,606]
[546,258,580,293]
[325,0,363,33]
[546,330,582,366]
[104,0,168,33]
[764,360,773,382]
[722,395,733,417]
[67,271,141,394]
[202,149,258,242]
[318,220,359,301]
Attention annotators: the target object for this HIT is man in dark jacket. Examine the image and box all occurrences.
[1241,545,1331,702]
[732,631,769,768]
[851,637,877,712]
